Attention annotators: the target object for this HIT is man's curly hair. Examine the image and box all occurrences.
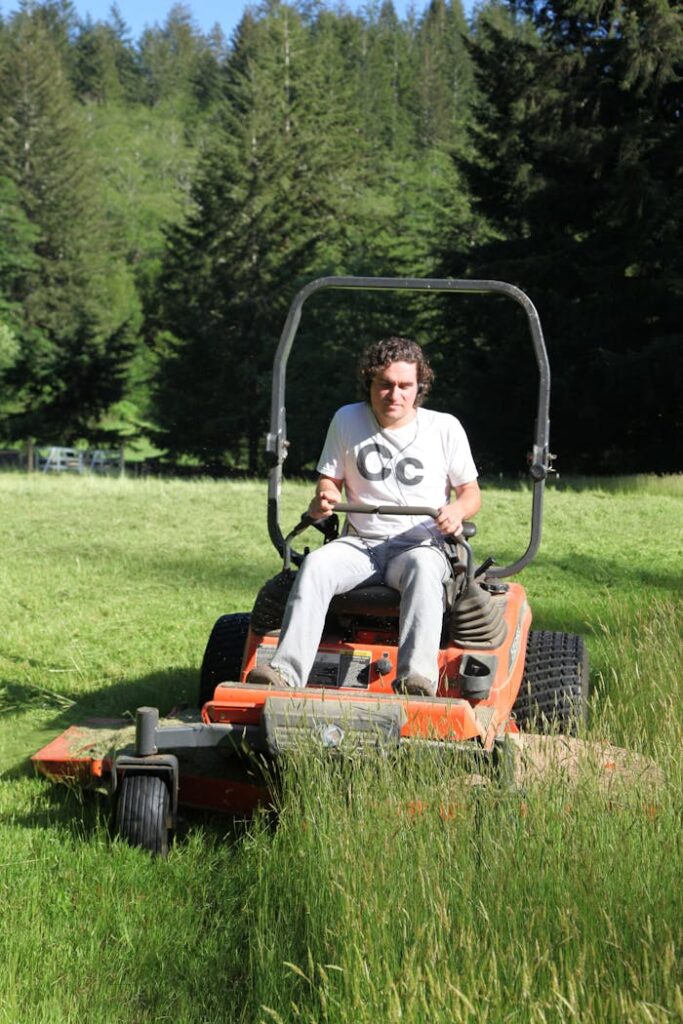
[357,337,434,406]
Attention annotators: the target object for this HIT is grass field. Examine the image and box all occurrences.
[0,474,681,1023]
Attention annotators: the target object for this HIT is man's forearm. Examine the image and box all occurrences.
[452,480,481,522]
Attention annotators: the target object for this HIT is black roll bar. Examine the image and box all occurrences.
[265,276,551,579]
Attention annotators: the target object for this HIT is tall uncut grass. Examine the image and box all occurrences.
[0,474,681,1023]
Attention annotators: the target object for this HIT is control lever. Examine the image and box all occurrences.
[475,556,496,578]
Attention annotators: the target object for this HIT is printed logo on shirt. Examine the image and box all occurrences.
[356,442,424,486]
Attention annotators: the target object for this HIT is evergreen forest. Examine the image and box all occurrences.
[0,0,681,476]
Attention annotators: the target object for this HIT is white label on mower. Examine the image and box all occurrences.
[307,649,372,689]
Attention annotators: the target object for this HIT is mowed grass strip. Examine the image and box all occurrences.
[0,474,681,1024]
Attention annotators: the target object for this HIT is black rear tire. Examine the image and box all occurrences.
[513,630,589,735]
[198,612,250,706]
[115,775,171,856]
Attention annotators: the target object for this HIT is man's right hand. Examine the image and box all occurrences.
[308,476,343,519]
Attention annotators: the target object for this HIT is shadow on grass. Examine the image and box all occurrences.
[0,776,256,849]
[1,776,111,830]
[521,607,591,639]
[1,666,198,723]
[0,666,198,782]
[481,474,682,495]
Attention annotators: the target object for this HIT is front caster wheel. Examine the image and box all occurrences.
[115,774,172,856]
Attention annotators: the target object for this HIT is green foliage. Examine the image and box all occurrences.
[149,1,477,471]
[0,0,679,471]
[412,0,474,151]
[137,2,225,113]
[85,100,197,271]
[0,320,19,374]
[150,5,366,469]
[445,0,683,473]
[0,175,40,382]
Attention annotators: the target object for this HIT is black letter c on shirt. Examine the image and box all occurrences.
[357,442,391,481]
[396,457,424,486]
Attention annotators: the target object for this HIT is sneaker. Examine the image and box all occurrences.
[247,664,293,688]
[394,674,437,697]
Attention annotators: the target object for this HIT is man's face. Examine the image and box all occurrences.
[370,360,419,429]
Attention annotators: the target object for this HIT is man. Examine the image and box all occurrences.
[249,336,481,696]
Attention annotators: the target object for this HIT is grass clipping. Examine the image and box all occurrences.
[512,732,664,793]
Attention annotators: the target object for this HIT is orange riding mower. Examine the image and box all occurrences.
[33,277,588,855]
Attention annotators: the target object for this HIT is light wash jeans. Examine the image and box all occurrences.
[270,534,451,688]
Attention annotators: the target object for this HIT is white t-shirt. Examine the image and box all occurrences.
[317,402,478,541]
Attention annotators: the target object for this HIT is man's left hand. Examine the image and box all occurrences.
[435,503,464,536]
[435,481,481,535]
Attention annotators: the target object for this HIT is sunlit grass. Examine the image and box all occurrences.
[0,473,680,1023]
[483,473,683,497]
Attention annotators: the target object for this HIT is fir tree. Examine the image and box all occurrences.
[72,6,141,104]
[0,11,135,442]
[138,3,218,116]
[412,0,473,152]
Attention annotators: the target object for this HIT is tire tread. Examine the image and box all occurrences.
[513,630,588,734]
[198,612,250,706]
[115,775,170,855]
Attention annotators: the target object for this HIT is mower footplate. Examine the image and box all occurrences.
[206,685,494,746]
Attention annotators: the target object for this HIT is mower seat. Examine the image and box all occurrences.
[328,573,461,620]
[251,567,461,635]
[328,584,401,618]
